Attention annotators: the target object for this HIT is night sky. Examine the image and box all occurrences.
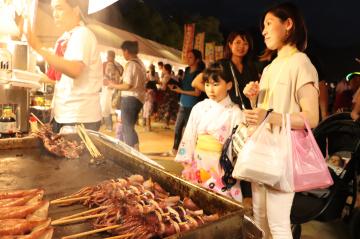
[92,0,360,81]
[143,0,360,48]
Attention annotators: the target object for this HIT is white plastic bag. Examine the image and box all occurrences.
[232,115,291,189]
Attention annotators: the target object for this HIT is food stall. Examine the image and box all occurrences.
[0,132,263,238]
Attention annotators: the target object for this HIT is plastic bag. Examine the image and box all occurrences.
[232,115,290,188]
[289,114,333,192]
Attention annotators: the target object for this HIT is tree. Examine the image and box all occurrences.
[190,15,223,45]
[120,0,182,49]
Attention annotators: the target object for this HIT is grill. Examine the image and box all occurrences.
[0,133,263,239]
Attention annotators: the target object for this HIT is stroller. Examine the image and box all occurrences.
[291,113,360,239]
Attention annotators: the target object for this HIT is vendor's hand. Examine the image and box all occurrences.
[243,108,267,126]
[26,23,42,52]
[242,197,253,216]
[243,81,260,100]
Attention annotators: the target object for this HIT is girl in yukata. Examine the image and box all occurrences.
[175,62,252,205]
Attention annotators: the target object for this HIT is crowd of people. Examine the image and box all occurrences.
[26,0,359,239]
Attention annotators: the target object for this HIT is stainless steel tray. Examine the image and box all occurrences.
[0,134,263,239]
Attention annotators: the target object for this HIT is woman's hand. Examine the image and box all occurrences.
[243,81,260,100]
[243,108,267,126]
[169,85,181,93]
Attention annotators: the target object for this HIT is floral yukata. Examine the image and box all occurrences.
[175,95,244,202]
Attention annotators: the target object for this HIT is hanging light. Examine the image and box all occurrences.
[88,0,119,14]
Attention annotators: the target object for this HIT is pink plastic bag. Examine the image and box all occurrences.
[289,114,333,192]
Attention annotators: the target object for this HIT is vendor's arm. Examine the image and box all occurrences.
[26,27,85,79]
[37,48,85,79]
[191,73,205,92]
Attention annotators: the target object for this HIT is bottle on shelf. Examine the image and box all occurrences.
[0,105,17,138]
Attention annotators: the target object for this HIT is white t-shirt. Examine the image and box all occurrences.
[121,58,146,103]
[53,25,102,123]
[257,52,319,114]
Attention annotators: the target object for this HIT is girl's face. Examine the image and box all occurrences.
[205,78,232,102]
[262,12,291,50]
[229,35,249,58]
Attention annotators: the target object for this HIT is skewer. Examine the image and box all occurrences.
[76,124,102,158]
[76,125,96,158]
[30,112,44,126]
[50,196,89,205]
[81,124,101,157]
[79,124,101,157]
[51,213,106,226]
[53,206,108,221]
[61,224,123,239]
[102,233,135,239]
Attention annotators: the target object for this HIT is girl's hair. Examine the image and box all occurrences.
[121,41,139,55]
[189,49,206,72]
[260,2,307,59]
[202,62,231,83]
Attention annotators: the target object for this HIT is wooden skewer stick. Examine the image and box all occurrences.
[77,124,101,158]
[51,194,79,203]
[53,206,108,222]
[51,213,106,226]
[79,124,101,157]
[50,196,89,205]
[76,125,96,158]
[102,233,135,239]
[30,112,44,126]
[61,224,123,239]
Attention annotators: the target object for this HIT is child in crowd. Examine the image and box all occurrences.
[175,62,252,205]
[143,81,156,131]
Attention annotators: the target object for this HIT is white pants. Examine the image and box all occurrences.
[100,86,114,117]
[252,183,295,239]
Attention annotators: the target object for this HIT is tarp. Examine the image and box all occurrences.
[35,2,184,68]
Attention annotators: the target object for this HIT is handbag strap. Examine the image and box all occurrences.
[219,125,239,190]
[229,63,246,110]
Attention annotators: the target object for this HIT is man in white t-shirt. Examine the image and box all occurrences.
[107,41,146,149]
[101,50,123,131]
[27,0,102,133]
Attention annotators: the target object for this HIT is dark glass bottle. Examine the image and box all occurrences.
[0,106,16,138]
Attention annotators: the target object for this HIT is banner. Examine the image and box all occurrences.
[205,42,215,66]
[181,23,195,63]
[194,32,205,59]
[215,45,224,61]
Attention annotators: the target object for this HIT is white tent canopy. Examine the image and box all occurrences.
[35,2,185,69]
